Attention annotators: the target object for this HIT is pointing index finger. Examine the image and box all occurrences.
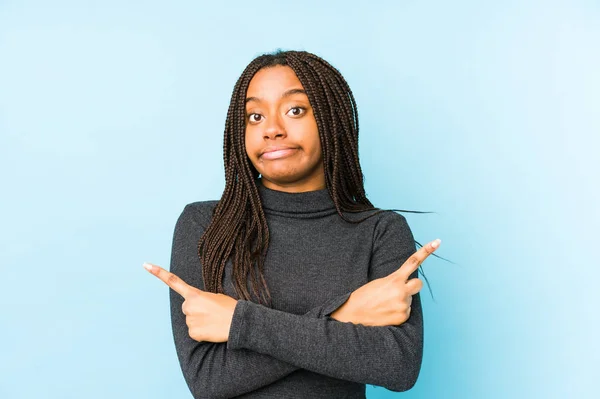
[143,262,195,298]
[395,238,441,281]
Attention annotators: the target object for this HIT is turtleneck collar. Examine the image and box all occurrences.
[256,178,337,217]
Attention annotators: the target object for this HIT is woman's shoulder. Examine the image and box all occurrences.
[341,206,409,226]
[176,200,219,227]
[184,199,219,214]
[344,207,413,245]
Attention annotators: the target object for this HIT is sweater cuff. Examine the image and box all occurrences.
[227,300,249,350]
[317,292,352,318]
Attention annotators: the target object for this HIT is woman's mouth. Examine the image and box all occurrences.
[261,148,298,160]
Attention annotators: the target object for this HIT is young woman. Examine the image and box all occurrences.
[144,50,441,399]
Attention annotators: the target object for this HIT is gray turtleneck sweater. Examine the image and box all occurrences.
[169,179,423,398]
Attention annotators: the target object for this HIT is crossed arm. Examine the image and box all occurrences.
[169,204,423,399]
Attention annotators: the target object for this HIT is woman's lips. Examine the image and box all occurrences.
[261,148,298,160]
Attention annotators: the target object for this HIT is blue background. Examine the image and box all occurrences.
[1,0,598,397]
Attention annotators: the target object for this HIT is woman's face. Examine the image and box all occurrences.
[244,65,325,193]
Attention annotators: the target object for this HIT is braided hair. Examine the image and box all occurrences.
[198,49,446,307]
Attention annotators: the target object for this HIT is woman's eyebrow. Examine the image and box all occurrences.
[245,88,307,104]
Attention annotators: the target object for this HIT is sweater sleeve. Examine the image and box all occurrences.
[227,211,424,392]
[169,204,353,399]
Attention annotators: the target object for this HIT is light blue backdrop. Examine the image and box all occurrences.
[1,0,598,398]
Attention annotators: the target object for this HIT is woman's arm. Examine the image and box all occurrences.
[226,211,423,392]
[170,204,354,399]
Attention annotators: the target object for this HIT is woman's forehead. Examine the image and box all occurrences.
[246,65,305,99]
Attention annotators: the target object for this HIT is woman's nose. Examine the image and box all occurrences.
[263,114,287,139]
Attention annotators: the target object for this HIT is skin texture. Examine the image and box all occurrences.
[244,65,326,193]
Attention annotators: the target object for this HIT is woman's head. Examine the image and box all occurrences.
[224,50,371,207]
[244,64,325,192]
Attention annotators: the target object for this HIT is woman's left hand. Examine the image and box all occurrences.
[143,262,238,343]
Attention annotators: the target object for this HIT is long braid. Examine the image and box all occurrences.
[197,50,446,306]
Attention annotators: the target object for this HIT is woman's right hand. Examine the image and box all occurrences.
[330,238,440,327]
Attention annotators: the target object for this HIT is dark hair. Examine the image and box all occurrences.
[198,49,451,307]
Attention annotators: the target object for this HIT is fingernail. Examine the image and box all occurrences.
[143,262,153,271]
[431,239,441,249]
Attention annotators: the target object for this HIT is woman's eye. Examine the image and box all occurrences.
[248,113,262,123]
[288,107,306,117]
